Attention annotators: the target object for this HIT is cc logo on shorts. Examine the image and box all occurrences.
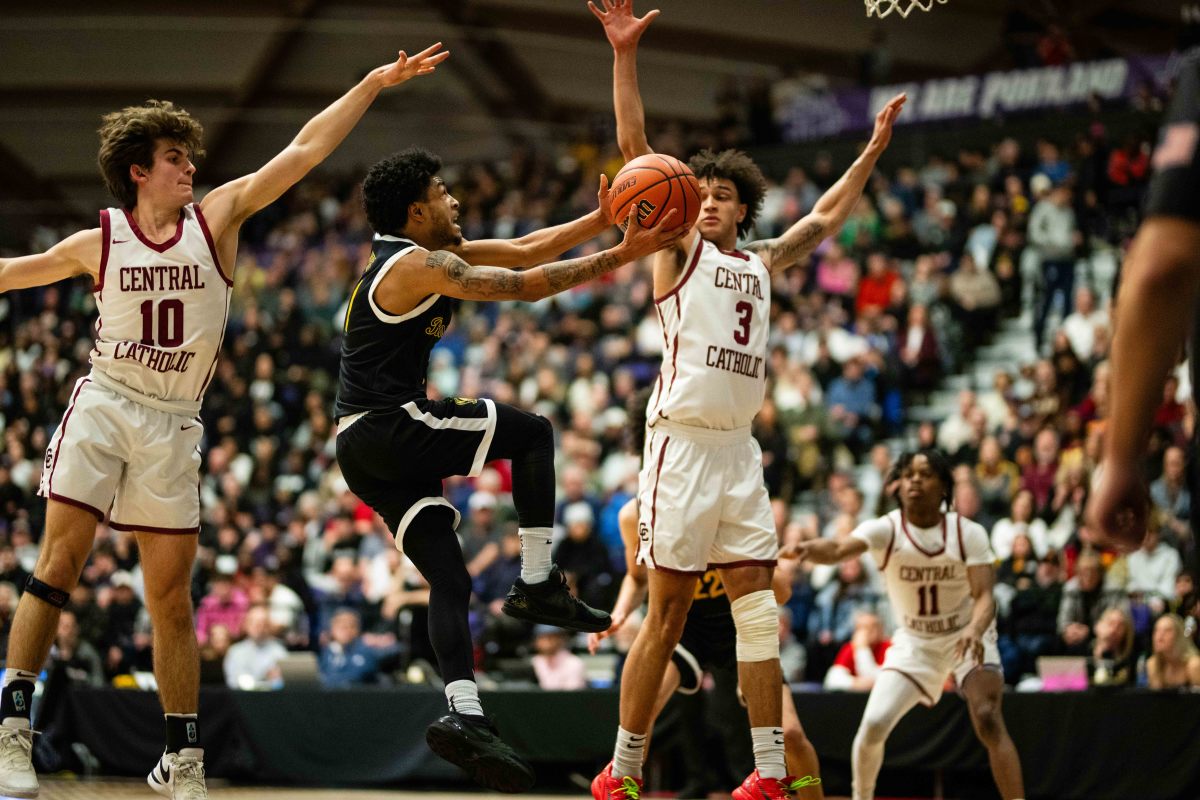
[638,522,650,542]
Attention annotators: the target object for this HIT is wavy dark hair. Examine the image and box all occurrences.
[97,100,205,209]
[887,447,955,510]
[626,386,654,455]
[362,148,442,236]
[687,148,767,237]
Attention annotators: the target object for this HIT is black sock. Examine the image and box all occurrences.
[0,680,34,724]
[164,714,200,754]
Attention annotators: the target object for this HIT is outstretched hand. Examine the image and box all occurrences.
[587,610,627,654]
[619,206,691,256]
[588,0,660,51]
[866,93,906,154]
[597,173,618,226]
[375,42,451,88]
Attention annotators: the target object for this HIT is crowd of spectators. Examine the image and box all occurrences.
[1,84,1196,697]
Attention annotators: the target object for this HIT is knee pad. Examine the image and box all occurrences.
[25,576,69,608]
[730,589,779,663]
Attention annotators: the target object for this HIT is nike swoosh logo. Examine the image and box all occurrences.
[158,763,170,783]
[180,424,196,431]
[112,239,129,244]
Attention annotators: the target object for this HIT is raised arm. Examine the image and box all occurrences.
[589,0,658,160]
[200,43,449,236]
[746,94,905,274]
[380,207,687,307]
[453,175,615,268]
[0,228,101,293]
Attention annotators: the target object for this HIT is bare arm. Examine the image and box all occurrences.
[779,536,869,565]
[380,207,686,307]
[1087,217,1200,548]
[588,498,647,652]
[453,176,614,268]
[200,43,449,235]
[0,228,101,292]
[954,564,997,663]
[746,94,905,274]
[589,0,657,160]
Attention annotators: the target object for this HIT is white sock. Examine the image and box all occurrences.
[519,527,553,583]
[611,726,646,779]
[751,726,787,779]
[2,669,37,689]
[445,679,484,717]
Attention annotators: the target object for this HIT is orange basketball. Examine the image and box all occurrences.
[609,153,701,231]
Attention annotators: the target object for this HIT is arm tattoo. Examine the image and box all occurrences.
[544,250,622,292]
[428,250,525,297]
[771,220,826,266]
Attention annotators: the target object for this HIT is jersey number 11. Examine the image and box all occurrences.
[916,584,940,616]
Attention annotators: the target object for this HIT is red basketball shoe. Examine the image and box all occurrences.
[591,762,644,799]
[732,770,796,799]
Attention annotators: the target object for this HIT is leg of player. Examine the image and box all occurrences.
[483,403,610,631]
[405,505,535,793]
[137,531,208,800]
[593,570,696,799]
[781,687,823,798]
[961,669,1026,800]
[640,660,683,765]
[720,565,789,799]
[0,500,97,798]
[850,670,925,800]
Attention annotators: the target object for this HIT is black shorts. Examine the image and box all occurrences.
[671,611,737,695]
[1145,50,1200,221]
[335,397,497,539]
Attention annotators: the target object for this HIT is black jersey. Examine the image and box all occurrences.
[334,235,457,417]
[1145,50,1200,221]
[686,569,735,631]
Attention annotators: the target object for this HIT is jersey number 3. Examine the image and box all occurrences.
[139,299,185,347]
[733,301,752,345]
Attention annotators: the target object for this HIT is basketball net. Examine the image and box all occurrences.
[865,0,948,18]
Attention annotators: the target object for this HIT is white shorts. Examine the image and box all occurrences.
[637,420,776,574]
[880,621,1002,706]
[39,377,203,533]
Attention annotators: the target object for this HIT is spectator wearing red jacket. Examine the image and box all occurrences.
[823,611,891,690]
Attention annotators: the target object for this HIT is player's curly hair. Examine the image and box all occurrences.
[363,148,443,236]
[97,100,205,209]
[626,386,655,454]
[687,148,767,237]
[887,447,955,510]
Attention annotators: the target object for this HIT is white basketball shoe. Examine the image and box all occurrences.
[147,748,208,799]
[0,722,38,798]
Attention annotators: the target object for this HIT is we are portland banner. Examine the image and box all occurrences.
[779,52,1177,142]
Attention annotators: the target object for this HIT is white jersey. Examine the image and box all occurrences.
[648,237,770,431]
[852,510,994,639]
[91,205,232,415]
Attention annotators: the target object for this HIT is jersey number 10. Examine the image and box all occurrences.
[139,299,185,347]
[916,584,940,616]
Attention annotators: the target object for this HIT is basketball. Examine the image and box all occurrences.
[609,153,701,231]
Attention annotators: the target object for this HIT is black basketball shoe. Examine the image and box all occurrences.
[501,565,612,632]
[425,712,536,793]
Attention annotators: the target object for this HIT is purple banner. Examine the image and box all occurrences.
[780,53,1176,143]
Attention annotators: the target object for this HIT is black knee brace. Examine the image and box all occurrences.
[25,576,69,608]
